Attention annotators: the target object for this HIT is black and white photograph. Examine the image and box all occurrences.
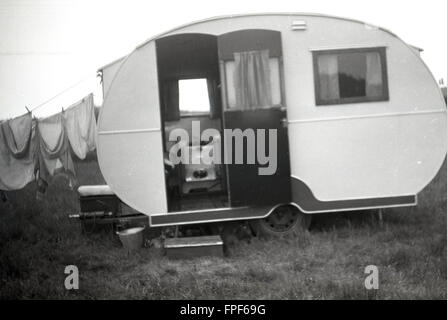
[1,0,447,305]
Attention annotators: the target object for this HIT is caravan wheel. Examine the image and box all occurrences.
[250,204,312,237]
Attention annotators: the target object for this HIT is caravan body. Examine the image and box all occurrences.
[97,13,447,228]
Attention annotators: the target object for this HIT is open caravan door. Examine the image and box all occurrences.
[97,42,167,216]
[218,30,291,207]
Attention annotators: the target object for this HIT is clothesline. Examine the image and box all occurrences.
[1,69,101,123]
[29,75,96,113]
[0,72,100,123]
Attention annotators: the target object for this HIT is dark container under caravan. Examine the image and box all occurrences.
[79,194,120,213]
[78,186,120,214]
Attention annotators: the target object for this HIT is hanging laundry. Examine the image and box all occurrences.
[0,113,36,191]
[63,94,97,159]
[35,112,76,189]
[0,93,96,194]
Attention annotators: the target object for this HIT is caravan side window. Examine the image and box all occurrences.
[313,47,389,106]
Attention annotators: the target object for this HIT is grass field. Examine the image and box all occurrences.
[1,154,447,299]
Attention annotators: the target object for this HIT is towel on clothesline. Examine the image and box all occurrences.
[35,112,75,187]
[63,93,97,159]
[0,113,36,191]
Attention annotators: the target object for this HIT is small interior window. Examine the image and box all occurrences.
[178,78,210,115]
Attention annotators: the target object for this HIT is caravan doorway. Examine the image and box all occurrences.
[156,30,291,213]
[156,34,228,212]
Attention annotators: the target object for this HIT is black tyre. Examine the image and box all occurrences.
[250,204,312,238]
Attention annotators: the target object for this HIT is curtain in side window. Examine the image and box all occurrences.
[318,54,340,100]
[366,52,383,97]
[233,50,272,109]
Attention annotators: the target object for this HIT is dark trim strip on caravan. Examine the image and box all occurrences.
[150,179,416,226]
[290,177,417,213]
[150,206,272,227]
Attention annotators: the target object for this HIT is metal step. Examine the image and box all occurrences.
[164,235,224,259]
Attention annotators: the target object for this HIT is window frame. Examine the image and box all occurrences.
[312,47,389,106]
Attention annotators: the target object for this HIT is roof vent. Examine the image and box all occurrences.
[291,20,307,31]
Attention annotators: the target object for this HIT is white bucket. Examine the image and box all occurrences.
[116,227,145,251]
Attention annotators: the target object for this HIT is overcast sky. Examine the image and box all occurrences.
[0,0,445,119]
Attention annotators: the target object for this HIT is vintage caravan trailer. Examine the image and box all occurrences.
[95,13,447,235]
